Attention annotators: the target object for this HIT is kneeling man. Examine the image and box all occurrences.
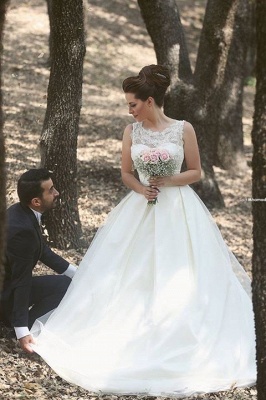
[1,169,77,353]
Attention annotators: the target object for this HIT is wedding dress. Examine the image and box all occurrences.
[31,120,256,397]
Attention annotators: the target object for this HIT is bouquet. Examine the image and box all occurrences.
[134,148,177,205]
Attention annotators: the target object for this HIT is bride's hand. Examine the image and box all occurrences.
[142,185,160,202]
[149,176,173,187]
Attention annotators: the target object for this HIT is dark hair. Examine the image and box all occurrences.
[17,168,52,206]
[122,64,170,107]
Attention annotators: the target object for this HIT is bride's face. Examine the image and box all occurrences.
[125,93,150,122]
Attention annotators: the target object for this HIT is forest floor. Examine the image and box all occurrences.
[0,0,257,399]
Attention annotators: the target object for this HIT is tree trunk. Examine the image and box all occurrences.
[138,0,192,121]
[194,0,250,171]
[40,0,86,249]
[138,0,224,208]
[0,0,9,293]
[138,0,192,86]
[245,0,256,78]
[251,1,266,397]
[45,0,52,66]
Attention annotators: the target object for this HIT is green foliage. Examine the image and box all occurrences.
[244,76,256,87]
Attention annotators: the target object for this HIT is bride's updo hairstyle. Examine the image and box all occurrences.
[122,65,170,107]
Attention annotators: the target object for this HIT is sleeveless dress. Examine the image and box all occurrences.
[31,120,256,397]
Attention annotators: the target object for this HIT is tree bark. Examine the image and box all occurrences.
[138,0,224,208]
[45,0,52,66]
[138,0,192,86]
[194,0,250,171]
[40,0,86,249]
[251,1,266,397]
[245,0,256,78]
[0,0,9,293]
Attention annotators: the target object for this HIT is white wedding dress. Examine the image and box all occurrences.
[31,120,256,397]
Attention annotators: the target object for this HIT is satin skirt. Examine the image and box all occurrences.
[31,185,256,397]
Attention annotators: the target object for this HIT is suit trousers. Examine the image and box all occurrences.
[28,275,71,329]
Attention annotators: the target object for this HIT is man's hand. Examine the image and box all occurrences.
[19,334,36,353]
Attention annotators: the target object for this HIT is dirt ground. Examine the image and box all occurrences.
[0,0,256,399]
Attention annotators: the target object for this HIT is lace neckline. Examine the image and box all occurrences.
[131,120,184,148]
[140,120,179,134]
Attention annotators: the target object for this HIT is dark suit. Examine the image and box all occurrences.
[1,203,71,329]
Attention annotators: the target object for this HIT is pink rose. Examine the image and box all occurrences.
[152,149,161,156]
[149,152,159,163]
[141,151,151,163]
[159,150,170,162]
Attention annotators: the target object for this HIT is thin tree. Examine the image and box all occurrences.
[138,0,251,208]
[40,0,86,249]
[251,0,266,397]
[0,0,9,292]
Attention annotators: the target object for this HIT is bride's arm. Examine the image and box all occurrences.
[149,121,201,187]
[121,124,159,201]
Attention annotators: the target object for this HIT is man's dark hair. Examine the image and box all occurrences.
[17,168,52,206]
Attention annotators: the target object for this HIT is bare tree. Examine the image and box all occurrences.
[137,0,192,86]
[0,0,9,292]
[194,0,251,171]
[251,0,266,397]
[40,0,86,249]
[138,0,251,208]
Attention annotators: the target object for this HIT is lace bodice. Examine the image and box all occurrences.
[131,120,184,185]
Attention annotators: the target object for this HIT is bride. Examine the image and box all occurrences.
[31,65,256,397]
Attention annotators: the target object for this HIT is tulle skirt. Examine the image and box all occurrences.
[31,185,256,397]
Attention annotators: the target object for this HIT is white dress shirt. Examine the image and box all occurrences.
[15,209,77,339]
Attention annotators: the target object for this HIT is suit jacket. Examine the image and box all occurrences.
[2,203,69,328]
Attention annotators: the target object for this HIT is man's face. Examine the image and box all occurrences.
[38,178,59,212]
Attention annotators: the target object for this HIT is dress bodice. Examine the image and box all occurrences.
[131,120,184,185]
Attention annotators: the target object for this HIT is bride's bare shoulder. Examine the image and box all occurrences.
[183,121,196,140]
[123,124,133,142]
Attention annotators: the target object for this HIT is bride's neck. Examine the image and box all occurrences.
[142,110,172,131]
